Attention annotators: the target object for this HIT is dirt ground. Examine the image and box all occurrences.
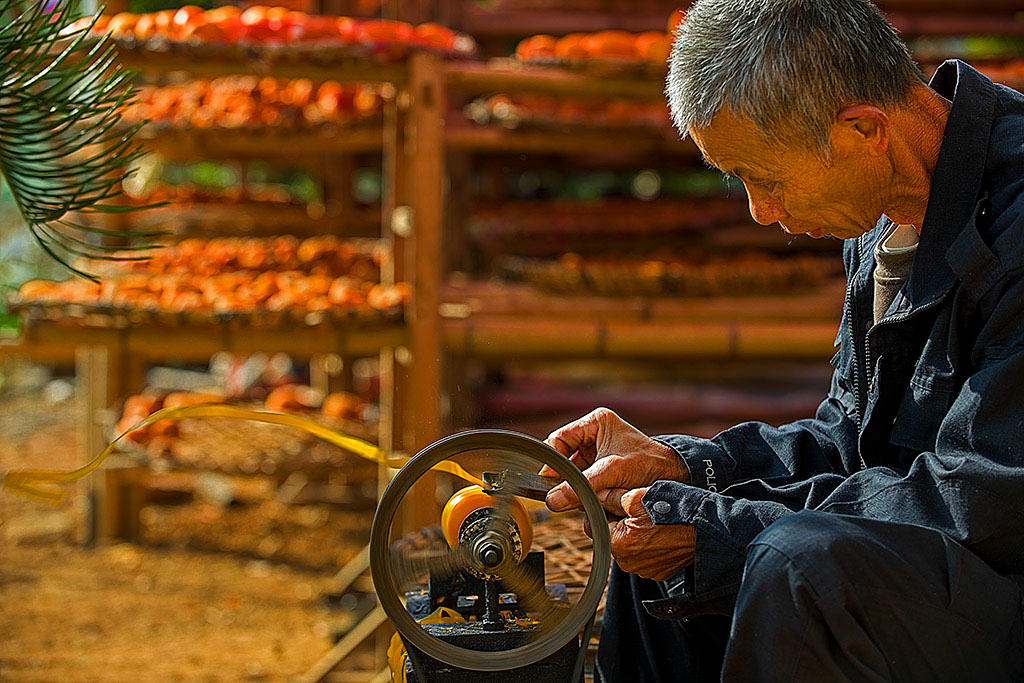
[0,391,368,682]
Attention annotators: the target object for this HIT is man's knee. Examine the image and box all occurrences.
[742,511,867,591]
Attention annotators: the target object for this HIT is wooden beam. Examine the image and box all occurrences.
[0,339,76,364]
[9,319,405,368]
[77,203,381,238]
[446,61,667,101]
[457,8,672,36]
[443,317,838,361]
[138,125,384,161]
[114,46,409,84]
[446,125,695,156]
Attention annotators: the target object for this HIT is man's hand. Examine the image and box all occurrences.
[542,407,689,513]
[604,487,695,581]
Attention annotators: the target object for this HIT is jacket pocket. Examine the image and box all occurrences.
[890,368,958,453]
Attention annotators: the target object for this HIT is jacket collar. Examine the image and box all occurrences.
[902,60,997,306]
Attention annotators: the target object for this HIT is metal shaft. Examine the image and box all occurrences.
[482,578,502,631]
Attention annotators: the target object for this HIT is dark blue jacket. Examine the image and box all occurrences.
[641,60,1024,619]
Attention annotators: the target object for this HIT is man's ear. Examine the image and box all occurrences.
[834,104,890,156]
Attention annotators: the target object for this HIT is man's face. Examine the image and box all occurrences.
[689,110,888,240]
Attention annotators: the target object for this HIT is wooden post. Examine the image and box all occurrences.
[406,51,446,453]
[75,346,109,545]
[377,52,446,536]
[310,353,344,395]
[380,86,410,459]
[379,86,403,471]
[445,151,473,273]
[323,152,357,236]
[74,328,147,545]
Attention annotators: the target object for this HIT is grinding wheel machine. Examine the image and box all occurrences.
[371,430,611,682]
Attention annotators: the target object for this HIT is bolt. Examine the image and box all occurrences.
[479,542,504,568]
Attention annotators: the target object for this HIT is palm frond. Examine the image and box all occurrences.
[0,0,161,280]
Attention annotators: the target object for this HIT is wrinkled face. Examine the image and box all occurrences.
[689,110,890,240]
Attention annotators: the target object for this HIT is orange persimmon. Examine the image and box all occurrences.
[635,31,671,63]
[582,30,638,60]
[169,5,203,37]
[667,8,686,34]
[366,283,409,310]
[335,16,358,43]
[414,22,456,51]
[152,9,175,34]
[357,19,413,45]
[516,34,557,61]
[322,392,362,420]
[265,384,321,413]
[106,12,139,37]
[163,392,224,410]
[124,394,162,416]
[205,5,241,23]
[555,33,589,60]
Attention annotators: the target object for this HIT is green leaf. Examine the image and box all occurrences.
[0,0,157,278]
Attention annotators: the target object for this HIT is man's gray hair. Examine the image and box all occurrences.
[667,0,923,152]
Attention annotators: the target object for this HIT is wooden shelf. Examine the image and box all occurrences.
[879,0,1023,10]
[137,124,384,161]
[457,6,675,37]
[0,338,76,364]
[114,44,409,83]
[457,3,1024,39]
[888,12,1024,37]
[444,315,838,361]
[75,203,381,237]
[477,381,829,425]
[14,317,405,364]
[444,279,845,321]
[468,198,753,242]
[441,279,844,360]
[445,60,666,101]
[446,123,693,155]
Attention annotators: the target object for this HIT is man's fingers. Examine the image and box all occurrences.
[581,455,629,496]
[620,487,649,519]
[597,487,630,517]
[545,408,613,457]
[546,455,628,512]
[546,480,581,511]
[545,421,588,457]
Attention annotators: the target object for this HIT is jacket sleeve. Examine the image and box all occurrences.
[657,240,863,492]
[655,370,860,493]
[644,268,1024,609]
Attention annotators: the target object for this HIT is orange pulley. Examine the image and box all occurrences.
[440,484,534,558]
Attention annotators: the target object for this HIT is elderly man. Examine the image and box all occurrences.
[542,0,1024,680]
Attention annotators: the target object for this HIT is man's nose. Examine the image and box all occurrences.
[745,186,787,226]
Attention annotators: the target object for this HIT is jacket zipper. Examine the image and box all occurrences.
[846,235,869,471]
[858,285,948,470]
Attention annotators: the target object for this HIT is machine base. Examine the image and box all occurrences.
[402,623,580,682]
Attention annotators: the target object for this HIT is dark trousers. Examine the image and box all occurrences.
[595,511,1024,682]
